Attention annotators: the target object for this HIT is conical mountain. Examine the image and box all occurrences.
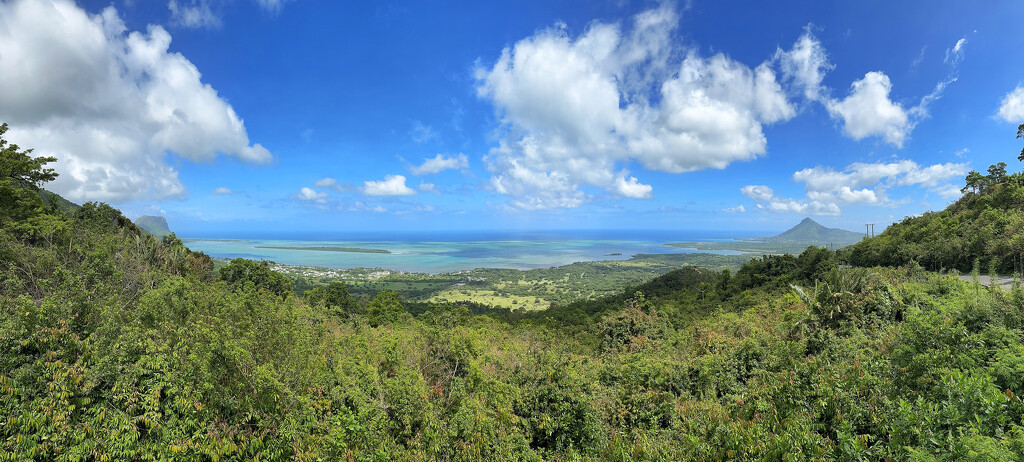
[762,217,863,245]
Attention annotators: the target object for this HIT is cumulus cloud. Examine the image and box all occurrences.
[740,185,775,202]
[778,30,958,147]
[742,185,839,215]
[409,153,469,175]
[897,162,969,187]
[297,187,327,204]
[998,86,1024,123]
[721,205,746,213]
[212,187,232,194]
[744,159,967,216]
[825,72,912,146]
[776,26,833,102]
[0,0,270,203]
[765,197,841,216]
[825,69,958,148]
[363,175,416,196]
[613,175,653,199]
[475,4,796,209]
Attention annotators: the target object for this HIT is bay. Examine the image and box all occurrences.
[181,229,759,274]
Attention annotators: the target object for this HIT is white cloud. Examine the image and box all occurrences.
[898,162,969,187]
[212,187,232,194]
[776,26,833,102]
[742,184,840,216]
[933,184,964,199]
[826,72,912,147]
[363,174,416,196]
[255,0,293,13]
[418,182,439,194]
[721,205,746,213]
[313,177,344,192]
[169,0,292,28]
[998,86,1024,123]
[745,160,967,216]
[794,160,966,203]
[475,4,795,209]
[613,175,652,199]
[766,197,841,216]
[740,185,775,202]
[297,187,327,204]
[778,30,957,147]
[0,0,270,203]
[945,38,966,66]
[409,153,469,175]
[168,0,220,28]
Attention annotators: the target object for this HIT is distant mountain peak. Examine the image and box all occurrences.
[763,217,862,245]
[135,215,171,237]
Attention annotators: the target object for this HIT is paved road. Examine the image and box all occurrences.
[958,274,1022,291]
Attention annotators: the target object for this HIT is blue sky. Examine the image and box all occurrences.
[2,0,1023,235]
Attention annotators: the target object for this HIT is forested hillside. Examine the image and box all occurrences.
[6,126,1024,459]
[847,158,1024,274]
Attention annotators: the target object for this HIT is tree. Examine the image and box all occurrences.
[0,122,62,239]
[1017,123,1024,162]
[987,162,1008,185]
[305,281,360,319]
[366,290,405,327]
[962,170,984,194]
[218,258,293,297]
[0,123,57,190]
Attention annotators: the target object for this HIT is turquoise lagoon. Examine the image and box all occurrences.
[181,230,754,274]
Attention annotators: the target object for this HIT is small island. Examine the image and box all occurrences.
[254,245,391,254]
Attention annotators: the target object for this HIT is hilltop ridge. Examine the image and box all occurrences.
[847,160,1024,273]
[135,215,172,237]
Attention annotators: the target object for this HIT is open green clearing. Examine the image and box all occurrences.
[273,252,754,310]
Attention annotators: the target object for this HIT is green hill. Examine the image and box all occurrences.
[135,214,172,237]
[846,161,1024,273]
[36,189,80,215]
[8,126,1024,459]
[764,217,864,245]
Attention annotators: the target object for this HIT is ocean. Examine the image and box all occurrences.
[181,229,760,274]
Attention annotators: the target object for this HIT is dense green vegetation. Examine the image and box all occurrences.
[848,159,1024,274]
[7,128,1024,459]
[281,253,752,311]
